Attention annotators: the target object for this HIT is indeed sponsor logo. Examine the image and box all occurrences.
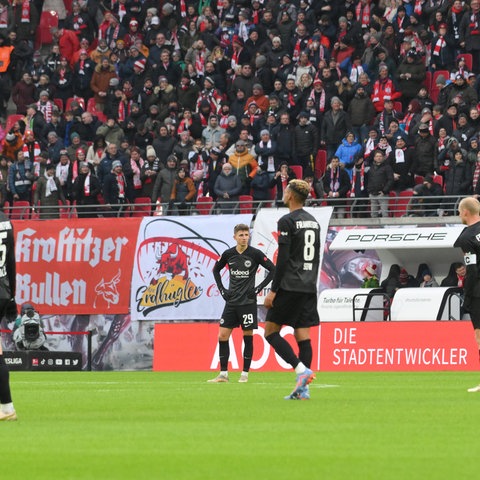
[230,269,250,277]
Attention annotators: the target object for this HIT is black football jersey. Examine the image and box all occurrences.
[213,246,275,305]
[454,221,480,297]
[273,208,320,293]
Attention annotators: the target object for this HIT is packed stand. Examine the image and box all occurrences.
[1,0,480,217]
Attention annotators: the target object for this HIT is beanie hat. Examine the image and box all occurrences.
[146,146,156,157]
[134,59,146,70]
[112,160,122,169]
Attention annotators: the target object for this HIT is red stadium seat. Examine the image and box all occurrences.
[238,195,253,214]
[87,98,107,122]
[196,196,214,215]
[314,150,327,179]
[393,190,414,217]
[66,97,85,111]
[10,201,31,220]
[53,98,64,112]
[34,10,58,50]
[131,197,152,217]
[5,114,24,132]
[290,165,303,180]
[393,101,403,114]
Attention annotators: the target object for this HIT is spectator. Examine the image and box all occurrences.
[202,114,224,148]
[8,150,34,202]
[255,129,277,179]
[214,162,243,214]
[169,167,196,216]
[103,160,133,216]
[206,147,225,200]
[151,154,178,205]
[334,131,362,179]
[348,84,376,145]
[388,136,415,192]
[442,149,473,214]
[152,124,177,165]
[371,64,401,114]
[50,27,80,65]
[33,162,66,219]
[46,132,65,165]
[441,262,466,287]
[90,57,117,112]
[294,111,318,172]
[11,72,35,115]
[322,156,351,219]
[398,268,420,288]
[418,265,439,288]
[362,264,380,288]
[269,162,297,206]
[228,139,258,195]
[2,131,23,163]
[250,166,271,203]
[96,116,125,145]
[321,96,352,160]
[381,264,401,300]
[367,149,394,218]
[412,123,437,176]
[51,56,74,108]
[396,49,426,109]
[140,146,161,200]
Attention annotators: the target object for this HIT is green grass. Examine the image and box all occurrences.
[3,371,480,479]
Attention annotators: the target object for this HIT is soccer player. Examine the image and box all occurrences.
[0,208,18,420]
[455,196,480,392]
[209,223,275,383]
[264,179,320,400]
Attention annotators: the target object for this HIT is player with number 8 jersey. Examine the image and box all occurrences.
[264,179,320,400]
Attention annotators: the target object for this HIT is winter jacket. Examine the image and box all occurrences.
[321,110,352,146]
[90,64,117,105]
[348,94,376,127]
[294,123,318,157]
[170,175,196,202]
[444,160,473,195]
[395,59,426,100]
[334,138,362,178]
[152,166,177,202]
[367,159,394,195]
[214,171,243,211]
[228,149,258,187]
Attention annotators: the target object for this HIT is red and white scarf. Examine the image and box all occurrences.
[351,163,365,196]
[116,172,125,198]
[433,36,446,56]
[414,0,423,15]
[356,1,371,29]
[180,0,186,17]
[293,38,302,62]
[473,162,480,191]
[403,112,415,133]
[37,101,53,123]
[21,0,30,23]
[309,88,326,112]
[84,172,90,196]
[329,167,340,192]
[195,50,205,76]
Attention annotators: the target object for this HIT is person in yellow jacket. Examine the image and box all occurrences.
[227,139,258,195]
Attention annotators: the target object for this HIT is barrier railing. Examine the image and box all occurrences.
[5,194,465,219]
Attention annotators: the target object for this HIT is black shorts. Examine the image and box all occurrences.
[467,296,480,329]
[220,303,258,330]
[266,289,320,328]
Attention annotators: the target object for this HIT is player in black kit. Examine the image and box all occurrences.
[0,209,18,420]
[455,197,480,392]
[209,223,275,383]
[264,179,320,400]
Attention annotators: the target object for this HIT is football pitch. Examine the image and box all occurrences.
[3,371,480,480]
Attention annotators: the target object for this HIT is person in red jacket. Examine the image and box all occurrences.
[371,65,401,113]
[51,27,80,66]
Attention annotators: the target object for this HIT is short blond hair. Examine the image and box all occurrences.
[288,179,310,203]
[459,197,480,215]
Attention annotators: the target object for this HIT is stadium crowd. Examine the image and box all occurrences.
[1,0,480,217]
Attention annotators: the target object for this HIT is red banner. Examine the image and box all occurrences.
[13,218,140,314]
[154,321,479,372]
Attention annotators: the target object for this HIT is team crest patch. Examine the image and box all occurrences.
[244,260,252,268]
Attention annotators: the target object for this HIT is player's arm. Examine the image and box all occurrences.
[254,251,276,294]
[213,253,230,300]
[462,249,478,299]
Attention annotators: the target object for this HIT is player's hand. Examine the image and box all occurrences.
[264,291,276,309]
[220,288,230,301]
[4,298,18,322]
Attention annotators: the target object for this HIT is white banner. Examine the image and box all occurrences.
[330,226,465,250]
[250,207,334,300]
[131,215,252,320]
